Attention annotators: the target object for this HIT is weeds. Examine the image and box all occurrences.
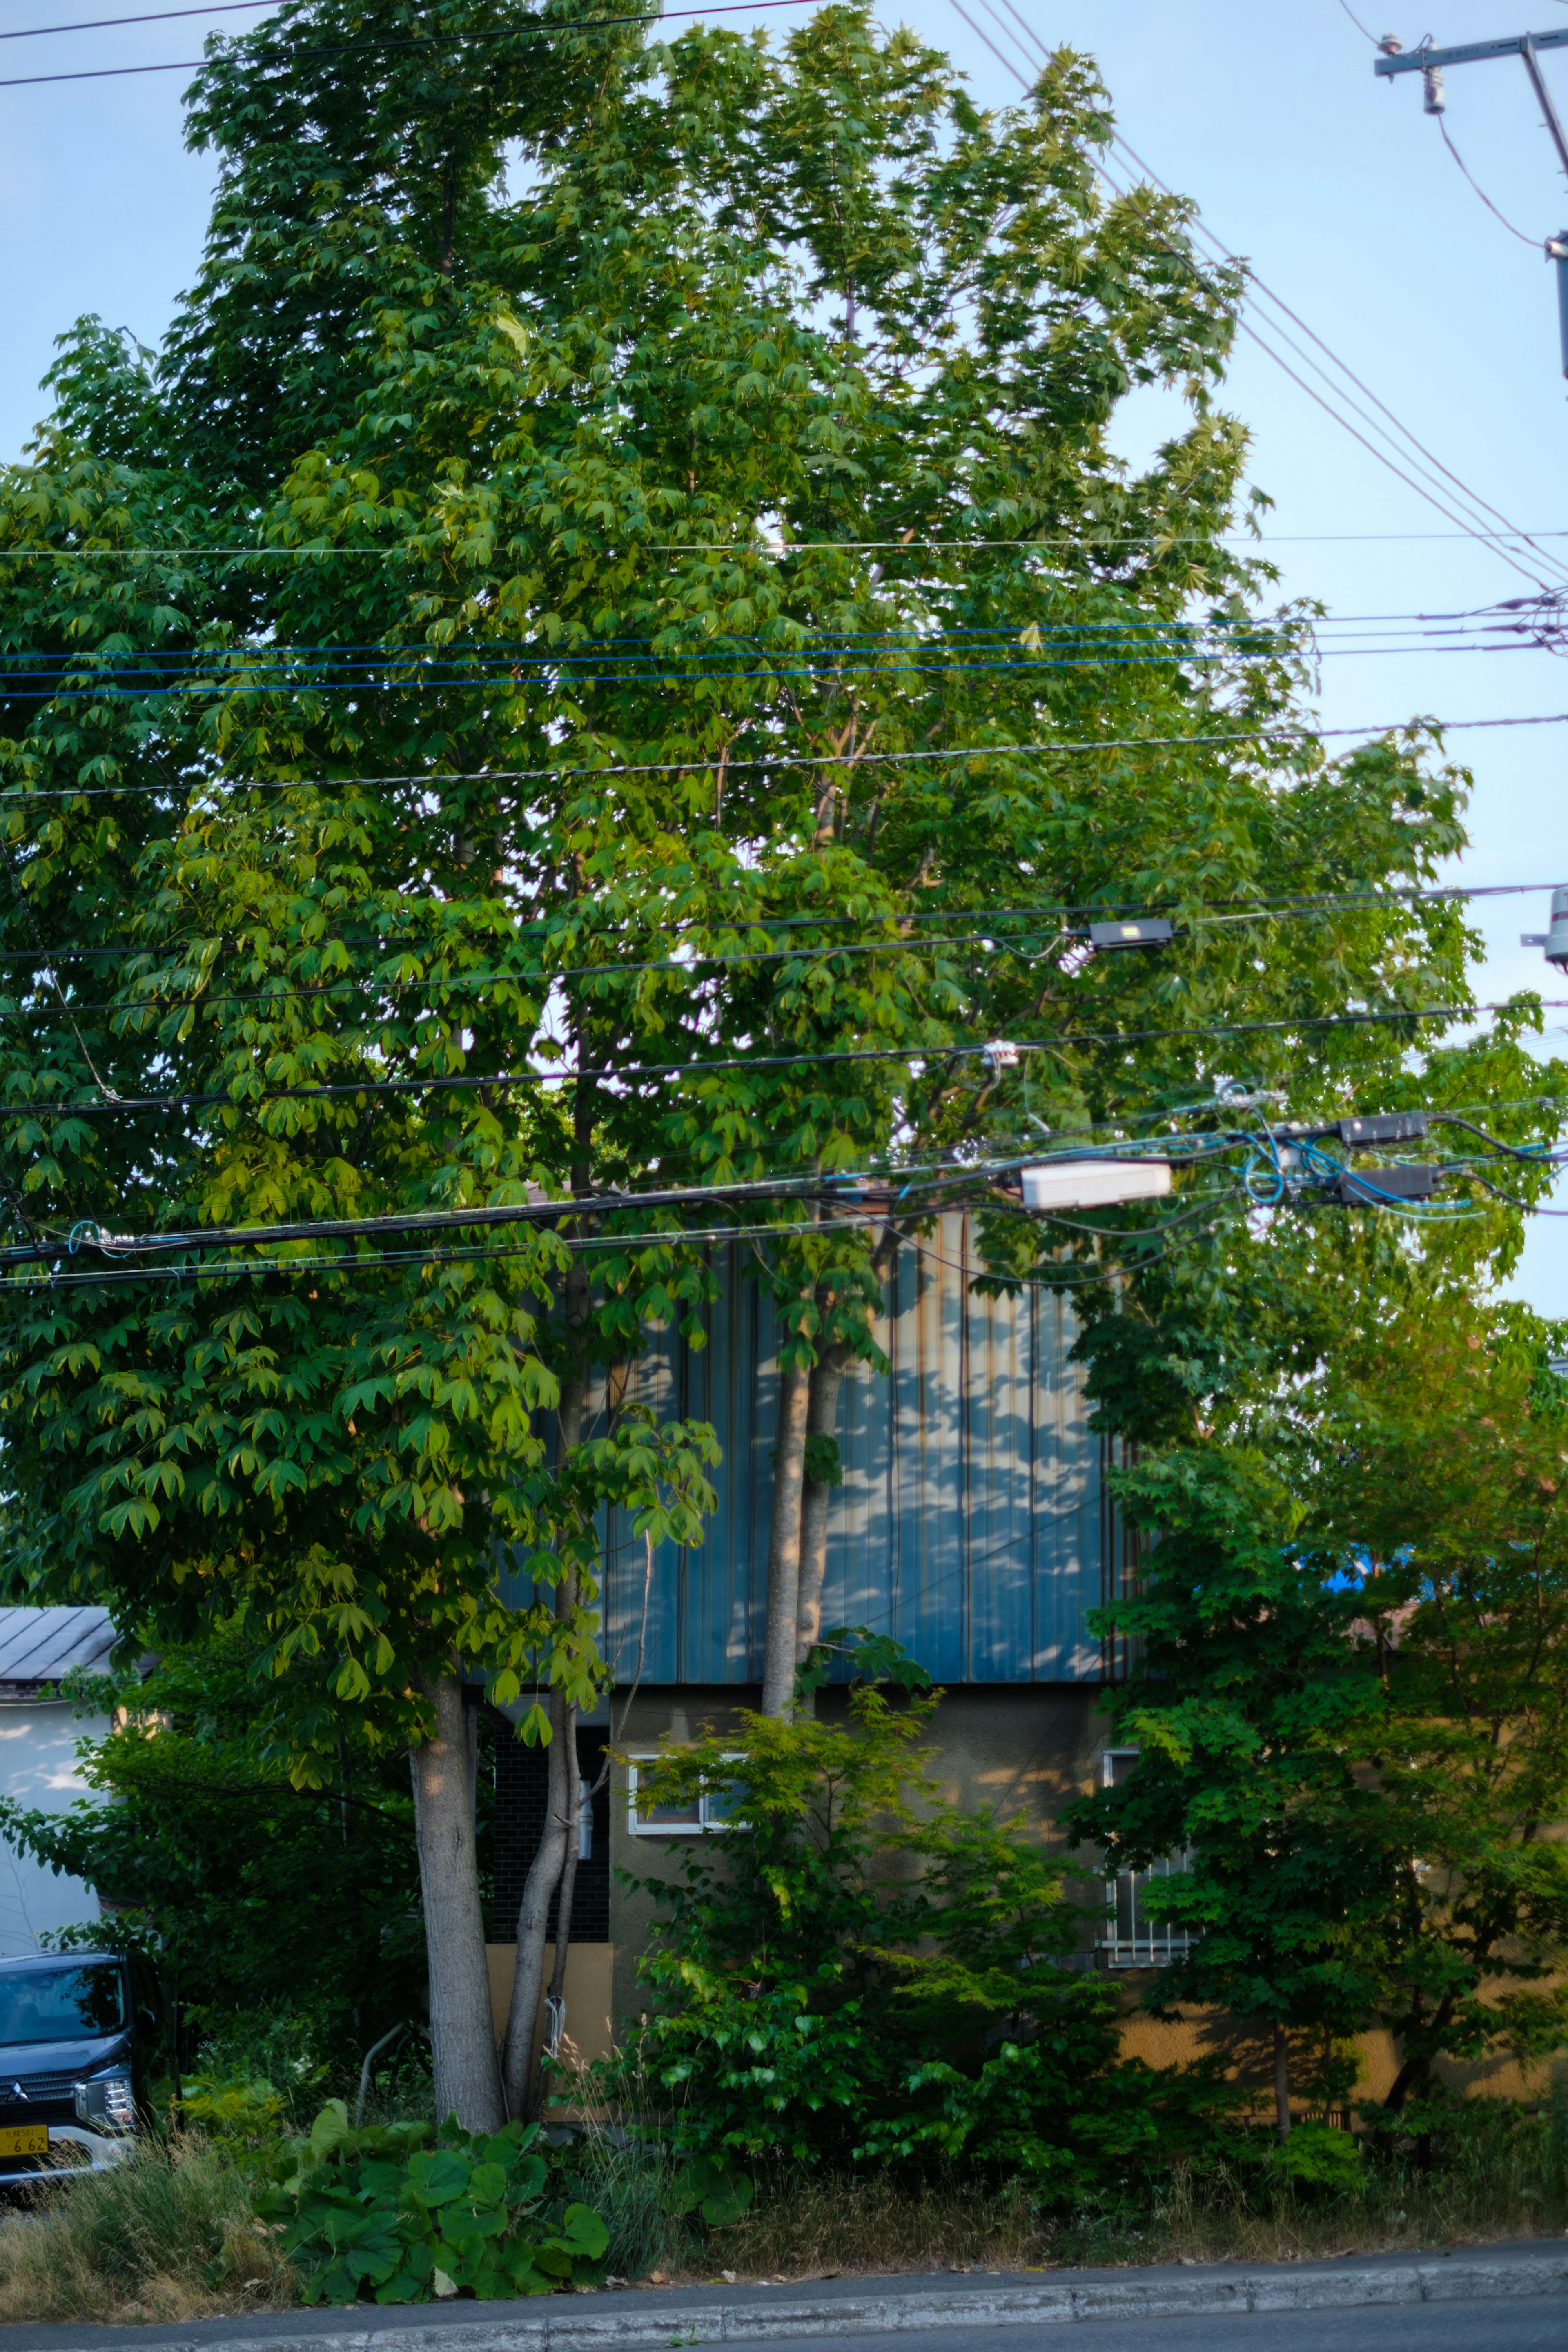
[0,2140,297,2323]
[567,2125,682,2283]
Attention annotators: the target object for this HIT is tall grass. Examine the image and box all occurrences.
[568,2124,682,2283]
[0,2140,297,2323]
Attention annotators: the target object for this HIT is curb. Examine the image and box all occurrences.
[18,2247,1566,2352]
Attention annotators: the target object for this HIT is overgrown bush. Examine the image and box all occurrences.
[252,2101,608,2305]
[606,1690,1246,2208]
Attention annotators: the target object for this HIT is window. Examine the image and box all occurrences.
[577,1776,592,1862]
[1098,1749,1197,1970]
[0,1964,126,2044]
[626,1755,746,1835]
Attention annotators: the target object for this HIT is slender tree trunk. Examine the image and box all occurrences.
[538,1714,581,2113]
[761,1353,813,1717]
[410,1669,503,2130]
[501,1677,575,2116]
[1273,2024,1292,2142]
[794,1341,851,1710]
[502,1242,592,2117]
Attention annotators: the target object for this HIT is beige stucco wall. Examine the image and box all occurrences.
[485,1942,615,2077]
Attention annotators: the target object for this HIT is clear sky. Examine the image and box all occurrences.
[2,0,1566,1303]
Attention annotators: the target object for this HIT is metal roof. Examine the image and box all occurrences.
[0,1608,118,1695]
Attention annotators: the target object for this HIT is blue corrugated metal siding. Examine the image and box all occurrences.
[502,1213,1119,1685]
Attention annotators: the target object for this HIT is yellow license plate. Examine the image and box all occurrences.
[0,2127,48,2156]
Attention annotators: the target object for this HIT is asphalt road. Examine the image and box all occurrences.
[764,2307,1568,2352]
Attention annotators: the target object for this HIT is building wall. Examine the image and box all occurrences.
[499,1214,1131,1690]
[0,1700,108,1958]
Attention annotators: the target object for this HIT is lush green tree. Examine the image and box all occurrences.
[1309,1296,1568,2111]
[2,0,1564,2131]
[1066,1292,1568,2131]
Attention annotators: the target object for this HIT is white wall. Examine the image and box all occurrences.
[0,1703,108,1958]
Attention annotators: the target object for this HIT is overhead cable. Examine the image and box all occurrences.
[0,0,806,88]
[0,873,1552,976]
[4,704,1567,806]
[0,993,1555,1123]
[0,0,273,36]
[955,0,1568,595]
[12,530,1568,557]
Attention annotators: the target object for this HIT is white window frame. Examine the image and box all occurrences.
[1098,1748,1198,1971]
[625,1753,746,1836]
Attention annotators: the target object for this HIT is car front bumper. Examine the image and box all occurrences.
[0,2124,135,2186]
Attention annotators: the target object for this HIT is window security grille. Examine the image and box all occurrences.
[1098,1748,1197,1970]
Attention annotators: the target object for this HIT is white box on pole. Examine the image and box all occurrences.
[1021,1161,1173,1212]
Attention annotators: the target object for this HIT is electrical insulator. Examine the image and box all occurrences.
[1521,885,1568,967]
[1551,236,1568,382]
[1423,64,1446,114]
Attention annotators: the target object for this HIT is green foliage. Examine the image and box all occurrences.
[666,2151,755,2227]
[0,1622,427,2059]
[177,2071,291,2153]
[253,2101,608,2305]
[610,1690,1243,2204]
[795,1624,935,1702]
[3,2,1551,1742]
[1266,2120,1362,2194]
[1067,1290,1568,2110]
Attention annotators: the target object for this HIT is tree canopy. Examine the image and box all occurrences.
[1,0,1564,2119]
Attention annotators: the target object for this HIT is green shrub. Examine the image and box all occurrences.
[178,2071,291,2153]
[253,2101,608,2305]
[606,1689,1246,2207]
[1266,2120,1362,2194]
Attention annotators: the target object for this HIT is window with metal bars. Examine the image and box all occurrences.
[1098,1748,1198,1970]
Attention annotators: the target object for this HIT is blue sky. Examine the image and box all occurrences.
[3,0,1567,1304]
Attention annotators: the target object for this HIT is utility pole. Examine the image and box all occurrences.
[1375,27,1568,376]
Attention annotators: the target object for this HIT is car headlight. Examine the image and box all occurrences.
[73,2072,134,2132]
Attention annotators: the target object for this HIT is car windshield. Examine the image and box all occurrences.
[0,1965,125,2045]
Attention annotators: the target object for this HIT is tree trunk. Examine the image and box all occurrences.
[409,1668,503,2131]
[538,1713,582,2113]
[1273,2023,1292,2142]
[761,1352,813,1717]
[794,1341,851,1710]
[500,1678,575,2116]
[502,1243,592,2119]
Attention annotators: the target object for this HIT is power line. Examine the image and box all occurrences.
[11,530,1568,556]
[7,639,1553,702]
[959,0,1568,597]
[1096,131,1568,592]
[0,994,1557,1124]
[3,702,1565,806]
[0,0,272,37]
[0,872,1550,981]
[0,0,807,89]
[1,875,1558,1020]
[1437,118,1540,245]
